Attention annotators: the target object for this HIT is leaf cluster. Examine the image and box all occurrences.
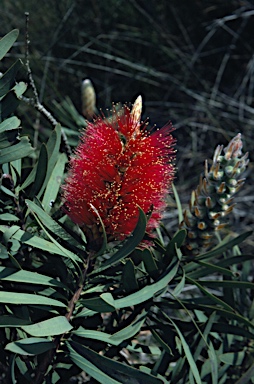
[0,29,253,384]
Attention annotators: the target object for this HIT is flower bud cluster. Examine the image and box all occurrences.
[180,133,249,255]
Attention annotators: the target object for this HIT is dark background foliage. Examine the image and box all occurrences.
[1,0,253,245]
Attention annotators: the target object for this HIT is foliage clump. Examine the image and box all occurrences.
[0,21,253,384]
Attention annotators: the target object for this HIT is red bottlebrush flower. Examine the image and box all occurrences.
[62,96,176,242]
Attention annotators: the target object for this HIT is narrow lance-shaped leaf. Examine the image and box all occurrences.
[170,319,202,384]
[0,136,34,164]
[73,311,147,346]
[0,29,19,61]
[122,259,139,293]
[37,123,62,199]
[0,266,67,288]
[29,143,48,198]
[68,341,164,384]
[5,338,55,356]
[172,182,183,224]
[0,213,19,222]
[91,208,147,275]
[21,316,72,337]
[0,316,32,327]
[0,291,66,307]
[141,248,160,279]
[42,152,67,213]
[0,59,23,97]
[25,200,85,256]
[67,342,122,384]
[164,229,186,264]
[0,225,80,261]
[0,116,20,133]
[83,256,179,312]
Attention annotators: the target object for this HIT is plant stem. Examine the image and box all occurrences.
[23,12,72,158]
[34,253,92,384]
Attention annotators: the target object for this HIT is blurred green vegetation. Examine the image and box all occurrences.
[1,0,253,249]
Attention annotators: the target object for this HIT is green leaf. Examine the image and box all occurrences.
[172,271,186,297]
[42,152,67,212]
[0,225,80,261]
[0,136,34,164]
[33,214,82,267]
[0,131,17,150]
[67,342,121,384]
[186,276,235,312]
[235,361,254,384]
[11,158,22,184]
[25,200,83,261]
[172,183,183,224]
[122,259,139,293]
[194,302,254,329]
[110,311,147,343]
[18,166,37,191]
[22,316,72,337]
[0,29,19,60]
[13,81,27,98]
[73,328,118,344]
[74,311,147,346]
[0,266,67,288]
[75,308,97,318]
[29,143,48,198]
[165,229,186,263]
[19,126,61,192]
[219,351,245,366]
[0,116,20,133]
[207,341,218,384]
[170,319,202,384]
[212,322,254,339]
[46,123,62,157]
[81,297,115,313]
[198,279,254,290]
[0,243,8,259]
[196,231,253,261]
[0,213,19,221]
[91,208,147,274]
[5,337,55,356]
[15,357,31,381]
[0,185,16,197]
[193,312,216,361]
[0,90,20,118]
[0,59,23,97]
[68,341,164,384]
[187,260,237,279]
[150,329,173,355]
[83,257,179,312]
[89,203,107,256]
[37,124,62,199]
[0,291,65,307]
[141,248,159,279]
[26,199,83,249]
[216,254,254,269]
[114,258,179,309]
[0,316,31,327]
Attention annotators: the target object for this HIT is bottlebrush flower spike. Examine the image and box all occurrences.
[62,96,175,247]
[180,133,249,255]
